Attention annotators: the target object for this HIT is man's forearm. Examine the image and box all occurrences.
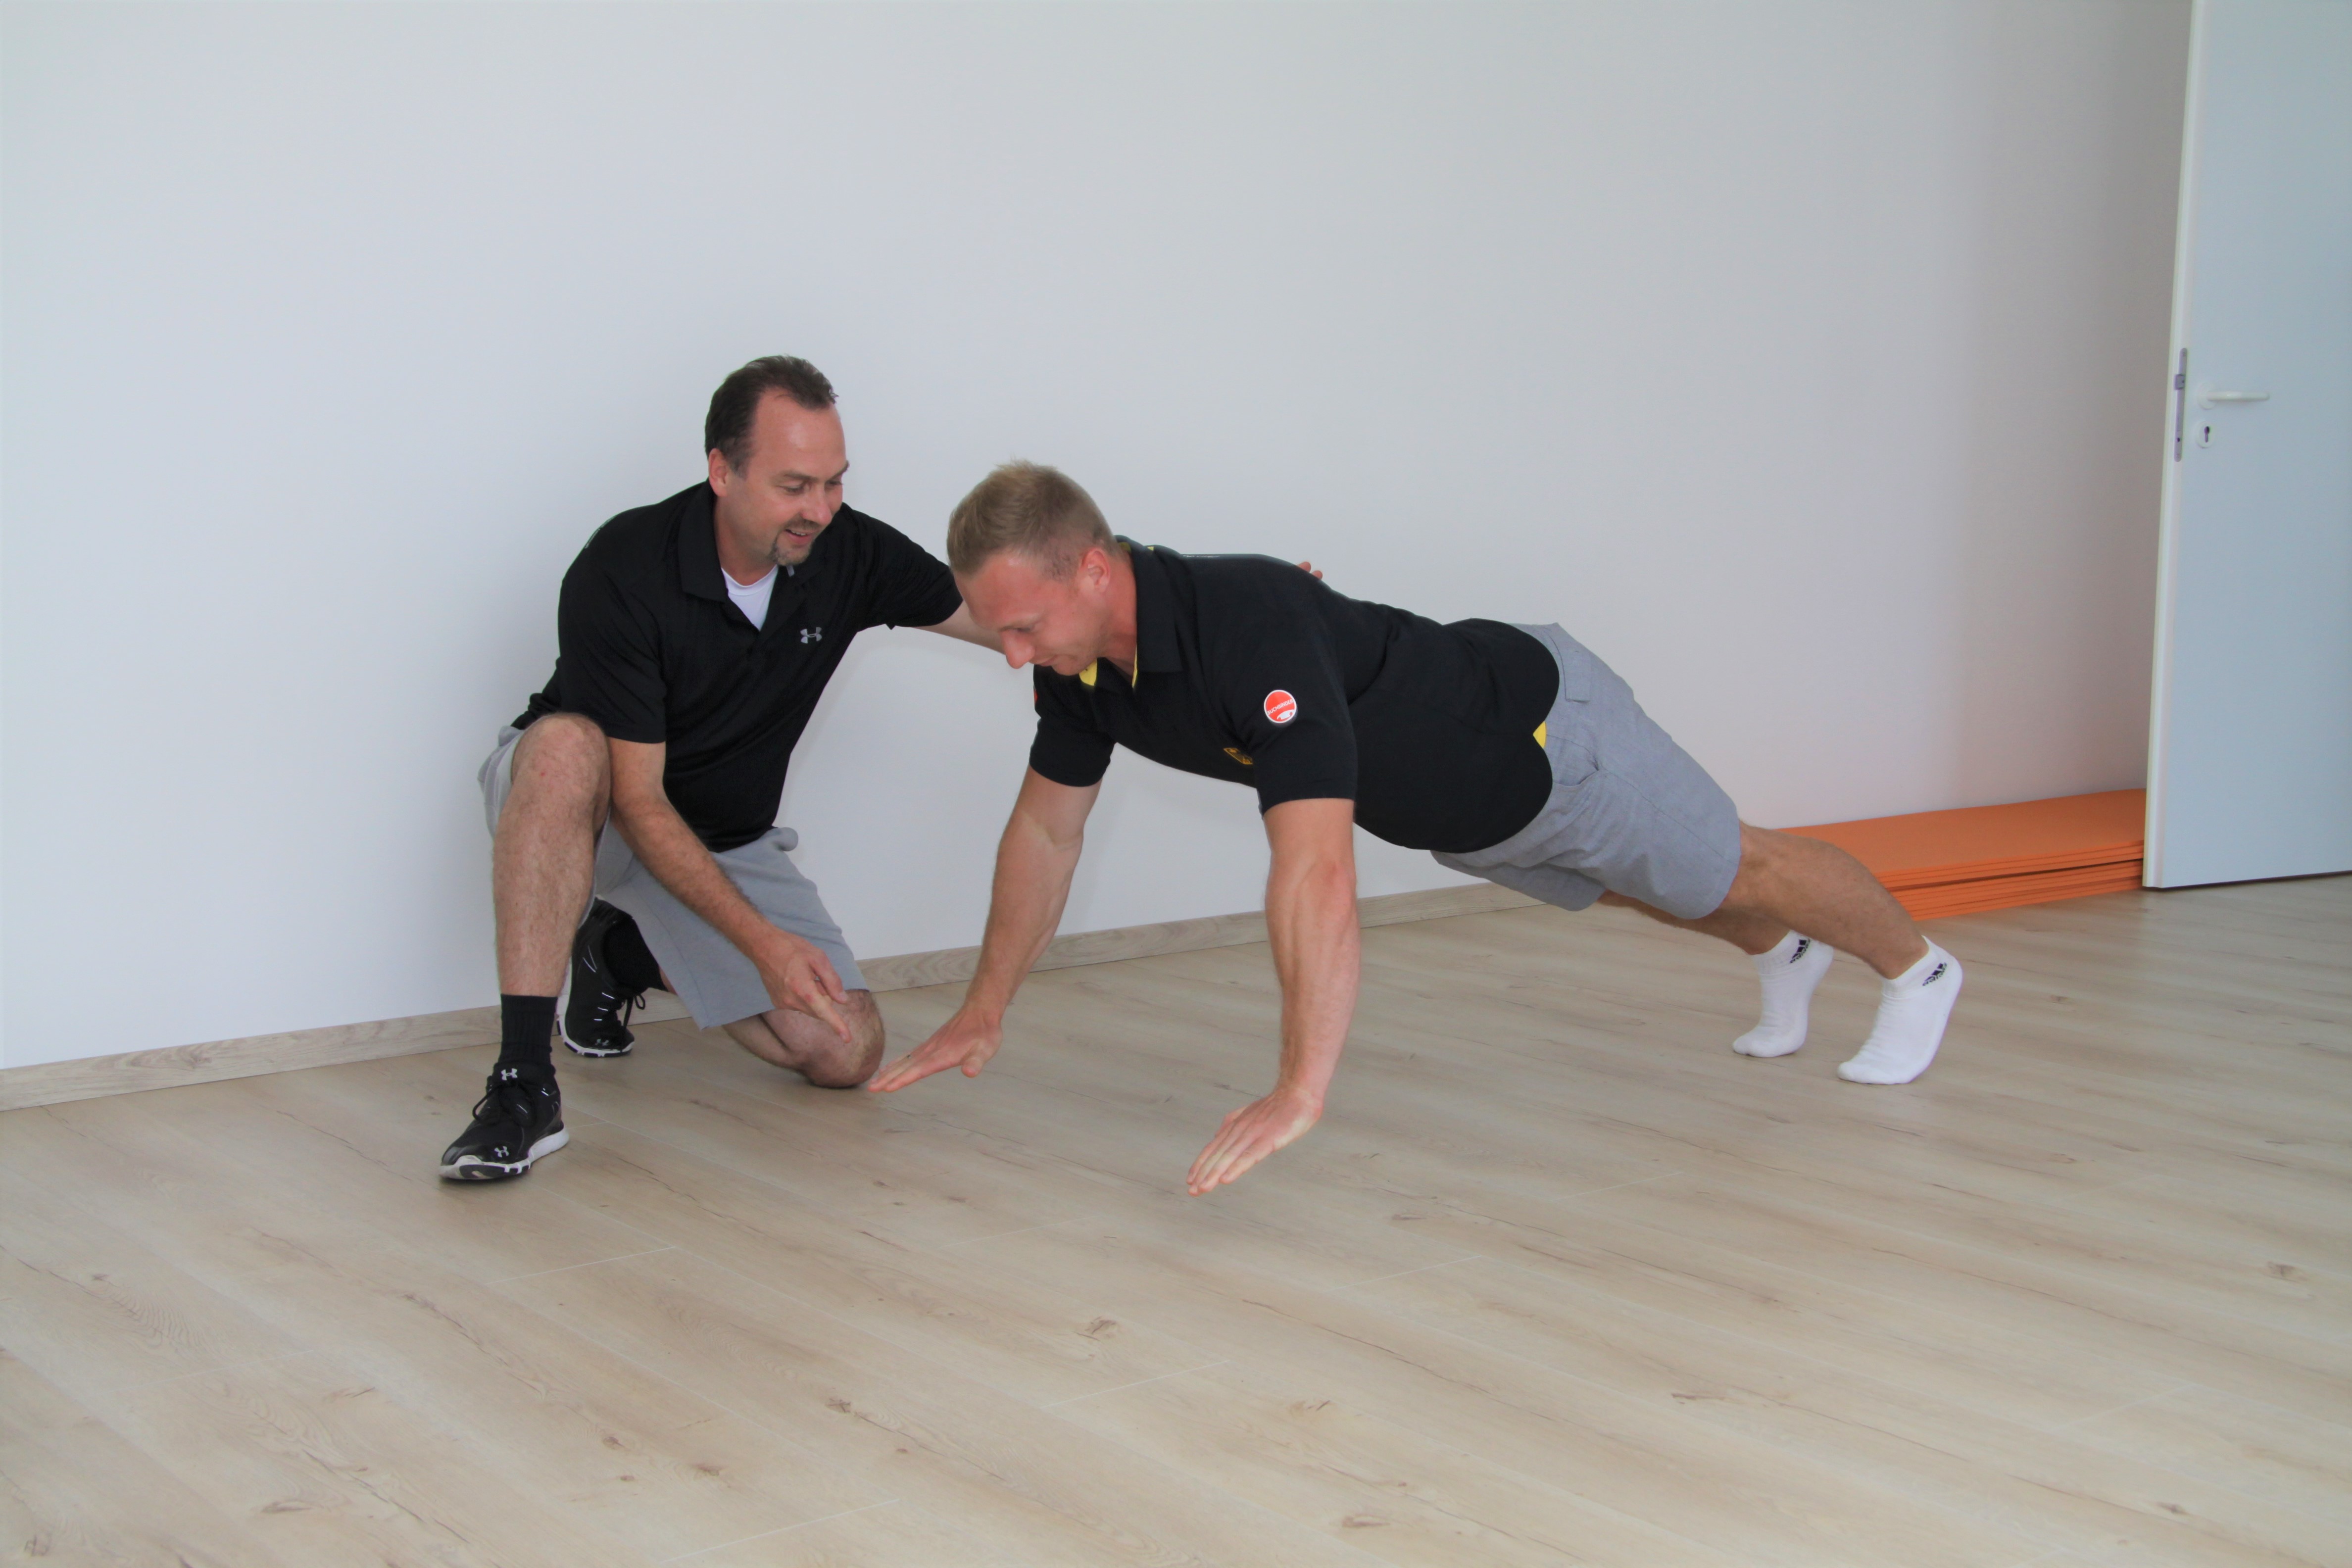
[608,795,779,961]
[1263,833,1362,1107]
[962,803,1084,1020]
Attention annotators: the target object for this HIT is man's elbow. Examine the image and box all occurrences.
[606,784,668,836]
[1276,852,1358,908]
[1010,809,1085,860]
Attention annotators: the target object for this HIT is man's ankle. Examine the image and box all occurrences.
[496,993,558,1076]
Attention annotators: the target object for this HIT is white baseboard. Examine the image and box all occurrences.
[0,1008,507,1115]
[0,884,1534,1113]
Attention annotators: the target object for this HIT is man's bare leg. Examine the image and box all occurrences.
[1602,824,1960,1084]
[492,714,610,996]
[724,990,885,1087]
[443,715,611,1180]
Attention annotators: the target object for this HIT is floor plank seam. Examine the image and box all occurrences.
[656,1498,903,1564]
[2041,1380,2205,1432]
[1556,1169,1689,1201]
[1038,1359,1230,1409]
[937,1218,1085,1250]
[485,1245,680,1286]
[1324,1254,1486,1293]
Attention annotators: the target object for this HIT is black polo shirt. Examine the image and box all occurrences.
[516,482,961,851]
[1028,543,1558,855]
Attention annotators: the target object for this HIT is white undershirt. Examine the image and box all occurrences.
[724,565,779,629]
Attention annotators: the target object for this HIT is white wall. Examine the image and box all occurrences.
[0,0,2188,1068]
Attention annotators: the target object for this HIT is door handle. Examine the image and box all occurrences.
[2198,388,2271,408]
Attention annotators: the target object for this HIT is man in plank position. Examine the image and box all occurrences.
[440,356,998,1180]
[868,462,1964,1194]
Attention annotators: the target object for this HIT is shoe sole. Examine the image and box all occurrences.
[439,1127,570,1181]
[560,1031,632,1058]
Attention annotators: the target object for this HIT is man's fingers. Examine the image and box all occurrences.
[868,1029,987,1093]
[798,983,853,1045]
[869,1044,953,1092]
[867,1052,935,1092]
[1187,1096,1320,1194]
[1188,1124,1256,1194]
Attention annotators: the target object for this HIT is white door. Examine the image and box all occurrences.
[2147,0,2352,888]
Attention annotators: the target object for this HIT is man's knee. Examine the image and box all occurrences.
[1719,823,1782,901]
[514,712,608,775]
[797,991,885,1088]
[504,714,609,819]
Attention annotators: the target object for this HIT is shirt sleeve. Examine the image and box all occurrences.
[551,556,667,744]
[848,513,964,631]
[1218,615,1358,814]
[1028,670,1117,788]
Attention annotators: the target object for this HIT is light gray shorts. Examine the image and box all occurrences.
[479,725,867,1029]
[1432,624,1743,921]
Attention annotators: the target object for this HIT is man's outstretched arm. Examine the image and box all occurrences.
[919,602,1004,648]
[867,767,1100,1091]
[1185,796,1360,1195]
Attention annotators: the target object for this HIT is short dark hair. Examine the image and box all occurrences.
[704,356,836,473]
[947,461,1115,579]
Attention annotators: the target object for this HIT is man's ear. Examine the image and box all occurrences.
[707,448,733,495]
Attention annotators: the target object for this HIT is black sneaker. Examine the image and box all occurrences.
[438,1066,567,1181]
[560,900,646,1058]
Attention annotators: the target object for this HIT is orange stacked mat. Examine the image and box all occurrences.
[1784,789,2146,921]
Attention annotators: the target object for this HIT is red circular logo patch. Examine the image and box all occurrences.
[1264,689,1298,725]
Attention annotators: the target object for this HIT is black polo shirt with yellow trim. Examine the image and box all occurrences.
[1028,542,1558,855]
[516,482,961,852]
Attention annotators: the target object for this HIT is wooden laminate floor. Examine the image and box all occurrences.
[3,877,2348,1567]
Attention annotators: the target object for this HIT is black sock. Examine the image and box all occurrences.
[496,994,558,1077]
[603,910,664,994]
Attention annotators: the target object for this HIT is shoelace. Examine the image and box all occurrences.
[469,1074,544,1131]
[593,983,646,1040]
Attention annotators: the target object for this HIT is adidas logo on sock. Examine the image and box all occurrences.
[1921,962,1949,986]
[1789,938,1812,964]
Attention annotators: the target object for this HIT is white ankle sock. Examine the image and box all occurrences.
[1839,941,1962,1085]
[1733,931,1834,1058]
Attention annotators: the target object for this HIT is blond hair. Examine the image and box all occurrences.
[946,461,1115,579]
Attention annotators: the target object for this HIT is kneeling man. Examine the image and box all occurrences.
[440,357,992,1180]
[870,462,1963,1193]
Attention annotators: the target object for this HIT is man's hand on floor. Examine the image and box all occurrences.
[1186,1085,1323,1195]
[867,1005,1003,1092]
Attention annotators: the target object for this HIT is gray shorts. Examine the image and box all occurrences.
[479,725,867,1029]
[1432,625,1743,921]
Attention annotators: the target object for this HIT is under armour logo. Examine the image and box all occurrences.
[799,626,824,644]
